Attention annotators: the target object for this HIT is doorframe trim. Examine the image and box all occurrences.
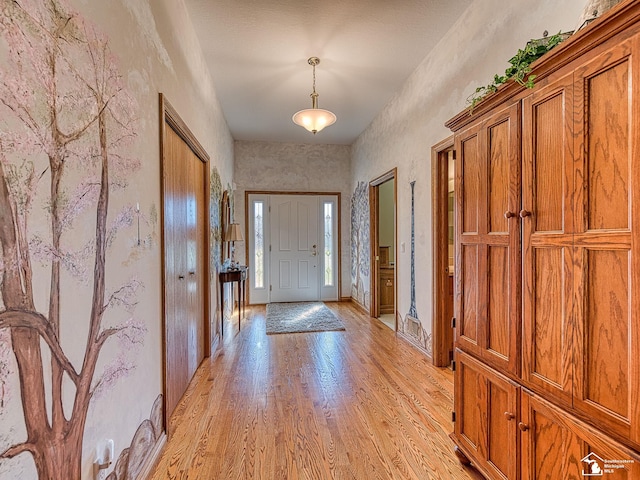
[159,93,211,433]
[244,190,342,304]
[431,135,454,367]
[369,169,397,322]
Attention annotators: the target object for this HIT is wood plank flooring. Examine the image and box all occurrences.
[150,302,483,479]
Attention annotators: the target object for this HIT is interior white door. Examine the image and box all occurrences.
[270,195,319,302]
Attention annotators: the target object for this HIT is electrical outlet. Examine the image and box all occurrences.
[94,439,114,479]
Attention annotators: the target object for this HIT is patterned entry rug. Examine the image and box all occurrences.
[266,302,346,335]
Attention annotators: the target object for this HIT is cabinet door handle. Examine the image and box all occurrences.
[519,209,532,218]
[504,211,516,219]
[504,412,515,420]
[178,275,185,280]
[518,422,529,431]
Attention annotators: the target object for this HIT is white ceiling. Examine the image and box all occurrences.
[185,0,473,145]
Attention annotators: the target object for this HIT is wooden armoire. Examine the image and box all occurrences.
[446,1,640,478]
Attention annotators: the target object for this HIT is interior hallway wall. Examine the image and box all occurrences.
[234,140,352,300]
[350,0,587,354]
[0,0,233,478]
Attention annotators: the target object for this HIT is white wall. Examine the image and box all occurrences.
[234,140,352,299]
[351,0,587,353]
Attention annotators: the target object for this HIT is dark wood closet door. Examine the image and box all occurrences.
[454,102,521,375]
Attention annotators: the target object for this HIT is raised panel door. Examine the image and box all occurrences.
[454,103,520,374]
[521,73,574,406]
[455,350,483,458]
[454,350,518,480]
[520,390,582,480]
[571,36,640,445]
[270,195,320,302]
[456,128,481,348]
[521,390,640,480]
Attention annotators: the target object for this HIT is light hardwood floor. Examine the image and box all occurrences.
[150,302,483,479]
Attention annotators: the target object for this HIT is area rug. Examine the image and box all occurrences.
[266,302,346,335]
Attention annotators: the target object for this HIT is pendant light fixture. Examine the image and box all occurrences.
[292,57,337,134]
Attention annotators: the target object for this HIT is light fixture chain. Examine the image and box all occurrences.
[312,62,317,94]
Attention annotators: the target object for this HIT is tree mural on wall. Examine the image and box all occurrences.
[350,181,370,308]
[0,0,143,478]
[210,167,223,271]
[400,181,432,355]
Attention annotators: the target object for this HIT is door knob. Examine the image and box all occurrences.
[518,422,529,431]
[504,211,516,219]
[519,209,532,218]
[311,244,317,257]
[504,412,515,421]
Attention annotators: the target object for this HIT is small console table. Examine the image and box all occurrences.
[219,266,247,337]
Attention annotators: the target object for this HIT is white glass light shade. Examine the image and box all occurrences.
[292,108,337,134]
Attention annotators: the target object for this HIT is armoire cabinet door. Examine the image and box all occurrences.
[522,32,640,447]
[521,390,640,480]
[454,102,521,375]
[571,34,640,446]
[454,350,518,480]
[521,71,575,406]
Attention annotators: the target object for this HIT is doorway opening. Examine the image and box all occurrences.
[432,137,455,367]
[369,169,397,330]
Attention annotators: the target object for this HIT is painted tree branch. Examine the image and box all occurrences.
[0,310,79,384]
[104,282,139,314]
[0,148,50,459]
[0,441,36,459]
[13,165,35,303]
[0,94,44,146]
[72,105,112,440]
[0,162,26,307]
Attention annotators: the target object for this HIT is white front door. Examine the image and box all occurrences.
[270,195,319,302]
[247,193,339,304]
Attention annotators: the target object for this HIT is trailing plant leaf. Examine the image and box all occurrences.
[467,31,572,111]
